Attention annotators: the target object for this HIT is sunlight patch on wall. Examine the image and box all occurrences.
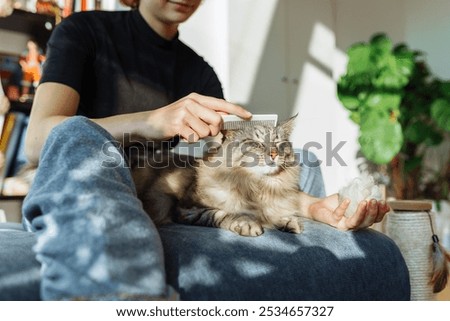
[291,22,360,194]
[178,0,279,104]
[308,22,335,72]
[332,45,349,81]
[227,0,279,104]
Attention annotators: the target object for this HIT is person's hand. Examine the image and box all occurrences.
[309,193,390,231]
[145,93,252,142]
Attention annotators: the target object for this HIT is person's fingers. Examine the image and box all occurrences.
[186,93,252,119]
[167,100,217,140]
[347,200,389,230]
[334,199,350,219]
[345,201,368,229]
[178,125,199,143]
[375,200,390,223]
[171,94,252,139]
[185,102,223,137]
[361,199,379,227]
[184,111,215,139]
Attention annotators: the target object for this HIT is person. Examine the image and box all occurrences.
[22,0,391,300]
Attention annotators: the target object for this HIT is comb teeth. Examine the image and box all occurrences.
[223,120,276,130]
[222,114,278,130]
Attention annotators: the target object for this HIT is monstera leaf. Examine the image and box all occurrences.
[431,99,450,131]
[358,111,403,164]
[365,92,402,111]
[440,82,450,98]
[372,58,411,89]
[393,44,416,79]
[346,44,374,77]
[367,35,414,90]
[404,120,443,146]
[338,33,414,117]
[370,34,393,57]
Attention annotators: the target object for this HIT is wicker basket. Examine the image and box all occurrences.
[385,200,435,300]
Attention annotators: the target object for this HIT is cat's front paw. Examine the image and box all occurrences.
[228,215,264,237]
[273,216,304,234]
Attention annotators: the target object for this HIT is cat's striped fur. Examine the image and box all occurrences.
[131,115,307,236]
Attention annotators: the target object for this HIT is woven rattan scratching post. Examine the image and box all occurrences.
[385,200,436,300]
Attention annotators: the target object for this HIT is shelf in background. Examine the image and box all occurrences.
[9,100,32,115]
[0,9,55,51]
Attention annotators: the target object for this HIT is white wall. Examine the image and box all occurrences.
[334,0,450,75]
[404,0,450,79]
[334,0,406,50]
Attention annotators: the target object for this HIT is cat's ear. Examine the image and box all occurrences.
[278,113,298,138]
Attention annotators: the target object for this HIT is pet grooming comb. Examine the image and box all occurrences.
[222,114,278,130]
[172,114,278,157]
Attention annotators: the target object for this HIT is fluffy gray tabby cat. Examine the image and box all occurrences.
[131,116,309,237]
[20,116,379,236]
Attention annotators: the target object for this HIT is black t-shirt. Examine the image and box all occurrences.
[40,9,224,118]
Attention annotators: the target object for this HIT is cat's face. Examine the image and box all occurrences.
[222,116,297,176]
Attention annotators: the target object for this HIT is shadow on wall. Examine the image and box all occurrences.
[233,0,345,119]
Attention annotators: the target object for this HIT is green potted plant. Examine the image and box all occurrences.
[337,33,450,201]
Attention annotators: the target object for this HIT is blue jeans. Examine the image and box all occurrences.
[22,117,167,300]
[16,116,409,300]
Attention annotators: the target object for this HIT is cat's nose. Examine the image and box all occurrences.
[270,149,278,160]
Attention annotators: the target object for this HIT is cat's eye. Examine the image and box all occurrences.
[276,142,292,155]
[243,140,264,148]
[241,140,265,153]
